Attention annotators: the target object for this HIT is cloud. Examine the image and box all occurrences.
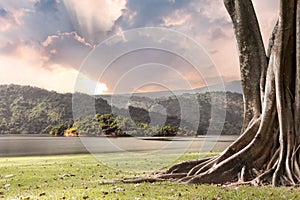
[75,73,108,95]
[0,1,98,93]
[24,0,73,41]
[42,32,93,69]
[110,0,238,89]
[0,0,73,42]
[252,0,279,47]
[0,40,47,65]
[0,31,93,74]
[35,0,60,13]
[0,43,76,93]
[162,11,192,27]
[115,0,232,40]
[0,42,111,96]
[0,7,21,32]
[0,8,8,17]
[208,27,229,40]
[78,27,223,94]
[0,39,107,94]
[117,0,275,77]
[0,1,94,71]
[116,0,193,29]
[0,0,279,94]
[63,0,127,44]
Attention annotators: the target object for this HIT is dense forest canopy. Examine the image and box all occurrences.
[0,84,243,136]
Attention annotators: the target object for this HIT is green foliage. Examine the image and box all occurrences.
[49,121,73,136]
[156,125,178,136]
[0,84,243,136]
[96,114,123,135]
[0,84,110,134]
[64,124,78,136]
[155,92,243,135]
[75,115,102,135]
[128,106,150,124]
[114,116,142,136]
[49,124,63,136]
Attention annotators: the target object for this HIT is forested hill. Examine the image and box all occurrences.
[0,84,110,134]
[0,85,69,134]
[0,84,243,135]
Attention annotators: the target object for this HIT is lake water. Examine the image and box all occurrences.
[0,135,239,172]
[0,135,238,156]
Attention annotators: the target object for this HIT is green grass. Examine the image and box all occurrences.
[0,153,299,199]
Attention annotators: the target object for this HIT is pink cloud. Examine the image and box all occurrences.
[42,32,93,69]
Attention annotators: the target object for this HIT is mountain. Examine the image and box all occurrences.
[0,84,244,135]
[100,80,242,101]
[194,80,242,94]
[99,80,242,109]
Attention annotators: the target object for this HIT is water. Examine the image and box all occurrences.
[0,135,238,156]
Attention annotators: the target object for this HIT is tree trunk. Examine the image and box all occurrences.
[154,0,300,186]
[105,0,300,186]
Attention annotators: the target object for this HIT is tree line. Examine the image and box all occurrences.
[0,84,243,136]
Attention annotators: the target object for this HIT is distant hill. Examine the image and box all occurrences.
[99,80,242,109]
[194,80,242,94]
[0,84,244,135]
[100,80,242,101]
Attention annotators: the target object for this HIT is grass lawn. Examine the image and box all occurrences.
[0,153,299,199]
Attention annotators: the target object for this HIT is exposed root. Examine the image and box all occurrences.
[165,157,212,174]
[101,144,300,186]
[101,177,165,185]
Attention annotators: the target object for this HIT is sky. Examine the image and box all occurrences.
[0,0,278,94]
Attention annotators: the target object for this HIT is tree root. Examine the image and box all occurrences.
[100,140,300,186]
[101,177,165,185]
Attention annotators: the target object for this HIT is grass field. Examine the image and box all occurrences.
[0,153,299,199]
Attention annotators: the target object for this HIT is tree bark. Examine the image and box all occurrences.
[224,0,267,131]
[295,0,300,139]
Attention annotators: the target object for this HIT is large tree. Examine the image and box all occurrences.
[112,0,300,186]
